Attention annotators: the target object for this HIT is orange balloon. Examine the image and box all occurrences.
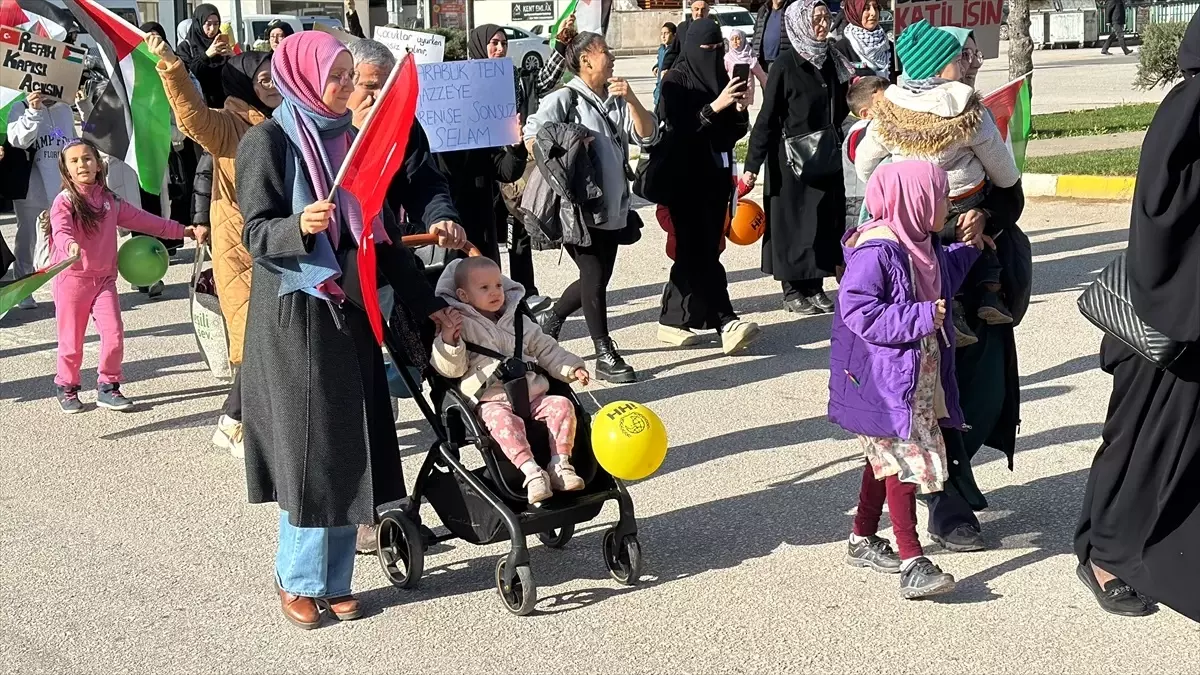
[726,199,766,245]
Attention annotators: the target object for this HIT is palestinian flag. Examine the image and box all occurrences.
[0,0,72,40]
[983,73,1033,173]
[63,0,170,195]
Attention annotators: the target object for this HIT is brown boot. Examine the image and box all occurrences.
[320,595,363,621]
[277,587,321,630]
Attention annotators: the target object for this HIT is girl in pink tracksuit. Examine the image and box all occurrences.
[49,139,201,413]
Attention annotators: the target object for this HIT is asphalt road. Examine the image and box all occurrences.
[2,195,1199,672]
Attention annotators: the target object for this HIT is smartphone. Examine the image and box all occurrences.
[732,63,751,85]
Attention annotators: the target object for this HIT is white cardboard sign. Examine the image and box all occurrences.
[373,26,445,64]
[415,57,520,153]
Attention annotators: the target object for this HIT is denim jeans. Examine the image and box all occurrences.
[275,511,358,598]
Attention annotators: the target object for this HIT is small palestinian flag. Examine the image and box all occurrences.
[0,0,71,40]
[983,73,1033,174]
[63,0,170,195]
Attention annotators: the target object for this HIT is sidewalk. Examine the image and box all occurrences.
[1026,130,1146,157]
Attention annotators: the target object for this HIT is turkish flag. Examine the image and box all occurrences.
[334,55,420,345]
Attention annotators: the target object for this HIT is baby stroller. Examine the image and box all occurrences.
[374,234,643,616]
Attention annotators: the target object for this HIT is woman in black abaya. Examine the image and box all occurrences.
[655,18,760,355]
[176,4,230,108]
[1074,8,1200,622]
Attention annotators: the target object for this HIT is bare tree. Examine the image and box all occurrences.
[1009,0,1034,93]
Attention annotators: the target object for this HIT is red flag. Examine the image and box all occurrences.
[333,55,420,344]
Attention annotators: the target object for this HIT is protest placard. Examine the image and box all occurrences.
[374,26,445,64]
[0,26,86,102]
[416,57,519,153]
[892,0,1004,59]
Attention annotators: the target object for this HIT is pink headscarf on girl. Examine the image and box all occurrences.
[858,161,950,302]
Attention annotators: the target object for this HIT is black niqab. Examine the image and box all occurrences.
[186,4,220,53]
[671,18,728,97]
[468,24,503,60]
[222,52,274,116]
[1128,8,1200,342]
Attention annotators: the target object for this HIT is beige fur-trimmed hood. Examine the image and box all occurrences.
[870,82,985,156]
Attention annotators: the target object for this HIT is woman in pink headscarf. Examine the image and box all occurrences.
[234,30,456,630]
[827,160,983,599]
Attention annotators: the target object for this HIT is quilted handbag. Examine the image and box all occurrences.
[1077,253,1189,369]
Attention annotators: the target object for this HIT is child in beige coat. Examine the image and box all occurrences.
[432,257,591,504]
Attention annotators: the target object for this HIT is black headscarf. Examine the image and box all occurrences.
[468,24,503,60]
[186,4,220,53]
[140,21,167,42]
[266,19,294,40]
[221,52,274,116]
[1128,8,1200,343]
[671,18,727,97]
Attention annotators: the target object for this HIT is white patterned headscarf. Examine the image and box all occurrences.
[784,0,854,81]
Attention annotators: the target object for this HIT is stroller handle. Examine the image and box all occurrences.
[400,234,482,258]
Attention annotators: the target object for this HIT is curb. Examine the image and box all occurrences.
[1023,173,1136,201]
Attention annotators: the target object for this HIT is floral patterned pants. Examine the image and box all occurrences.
[479,394,577,468]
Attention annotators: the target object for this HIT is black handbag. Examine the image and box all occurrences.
[632,152,671,204]
[1077,253,1189,369]
[782,52,842,180]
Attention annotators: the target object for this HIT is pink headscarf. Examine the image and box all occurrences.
[858,161,950,302]
[271,30,345,115]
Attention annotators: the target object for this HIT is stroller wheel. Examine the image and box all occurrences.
[602,529,643,586]
[495,557,537,616]
[377,511,424,589]
[537,524,575,549]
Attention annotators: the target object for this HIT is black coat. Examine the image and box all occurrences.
[0,141,32,201]
[832,36,900,83]
[754,1,794,68]
[235,119,449,528]
[1106,0,1126,26]
[192,151,213,225]
[178,40,227,108]
[745,50,848,281]
[655,70,749,202]
[434,144,528,263]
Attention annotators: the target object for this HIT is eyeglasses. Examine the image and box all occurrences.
[327,70,354,84]
[960,48,984,65]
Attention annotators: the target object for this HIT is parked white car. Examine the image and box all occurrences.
[708,5,757,44]
[499,25,553,72]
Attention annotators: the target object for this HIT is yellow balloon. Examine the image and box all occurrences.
[591,401,668,481]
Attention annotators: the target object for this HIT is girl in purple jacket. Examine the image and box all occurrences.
[828,161,982,599]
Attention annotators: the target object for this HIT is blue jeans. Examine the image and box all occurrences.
[275,511,357,598]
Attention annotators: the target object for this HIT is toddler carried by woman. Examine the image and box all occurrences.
[828,161,982,599]
[431,257,591,504]
[49,139,203,413]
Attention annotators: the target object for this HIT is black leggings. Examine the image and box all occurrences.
[552,228,620,339]
[222,370,241,422]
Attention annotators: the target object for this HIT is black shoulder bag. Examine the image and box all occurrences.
[782,51,843,181]
[1077,253,1189,369]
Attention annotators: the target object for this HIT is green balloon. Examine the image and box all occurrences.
[117,236,170,287]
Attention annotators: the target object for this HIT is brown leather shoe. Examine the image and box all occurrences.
[277,588,321,630]
[355,524,377,554]
[320,595,363,621]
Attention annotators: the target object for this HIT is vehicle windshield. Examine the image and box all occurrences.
[715,11,755,27]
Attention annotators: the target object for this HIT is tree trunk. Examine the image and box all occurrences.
[1009,0,1035,95]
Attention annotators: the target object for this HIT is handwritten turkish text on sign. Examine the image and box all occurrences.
[416,58,519,153]
[893,0,1003,59]
[373,26,445,64]
[0,26,86,102]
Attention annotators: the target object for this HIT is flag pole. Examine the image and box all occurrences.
[329,53,412,196]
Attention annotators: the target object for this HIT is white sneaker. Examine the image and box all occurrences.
[211,414,245,459]
[16,295,37,310]
[523,469,553,505]
[657,324,704,347]
[548,462,585,492]
[721,320,761,355]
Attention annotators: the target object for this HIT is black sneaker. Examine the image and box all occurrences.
[808,292,835,313]
[899,557,956,599]
[784,296,822,316]
[846,535,902,574]
[1075,563,1154,617]
[930,524,987,553]
[56,386,83,414]
[96,383,134,411]
[976,290,1013,325]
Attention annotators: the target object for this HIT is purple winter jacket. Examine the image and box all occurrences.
[828,230,980,440]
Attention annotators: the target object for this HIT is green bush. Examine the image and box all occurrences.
[416,27,467,60]
[1135,21,1188,89]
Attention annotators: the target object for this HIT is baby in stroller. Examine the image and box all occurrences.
[431,257,592,505]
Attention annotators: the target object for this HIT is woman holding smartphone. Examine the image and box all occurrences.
[652,18,761,355]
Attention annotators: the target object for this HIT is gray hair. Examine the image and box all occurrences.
[348,38,396,73]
